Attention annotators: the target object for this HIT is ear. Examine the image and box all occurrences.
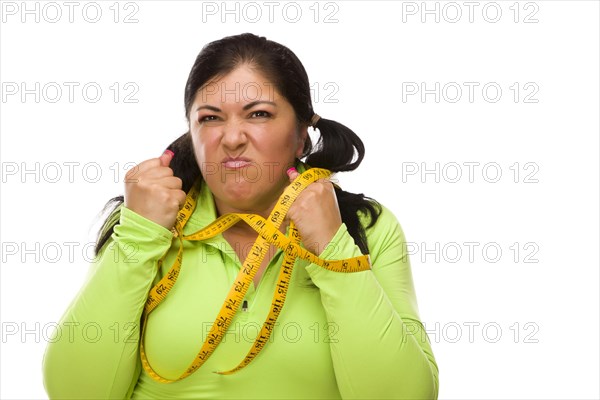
[295,124,309,158]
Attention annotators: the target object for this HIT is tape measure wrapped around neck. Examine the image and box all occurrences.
[140,167,371,383]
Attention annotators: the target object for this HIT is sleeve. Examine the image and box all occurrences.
[305,205,439,399]
[41,207,174,399]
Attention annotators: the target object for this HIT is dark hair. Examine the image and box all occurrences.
[94,33,381,256]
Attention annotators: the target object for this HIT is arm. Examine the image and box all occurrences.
[305,205,439,399]
[42,207,173,399]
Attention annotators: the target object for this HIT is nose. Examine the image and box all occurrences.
[221,119,248,151]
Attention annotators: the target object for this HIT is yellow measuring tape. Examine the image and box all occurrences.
[139,168,371,383]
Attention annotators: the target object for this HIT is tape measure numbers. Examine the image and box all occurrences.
[139,168,371,383]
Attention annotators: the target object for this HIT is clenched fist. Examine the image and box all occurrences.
[124,150,187,230]
[285,167,342,255]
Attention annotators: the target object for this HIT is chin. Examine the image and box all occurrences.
[209,175,284,212]
[222,183,260,207]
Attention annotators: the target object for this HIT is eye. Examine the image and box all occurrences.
[198,115,219,123]
[250,110,271,118]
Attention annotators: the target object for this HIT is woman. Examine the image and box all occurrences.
[42,33,439,399]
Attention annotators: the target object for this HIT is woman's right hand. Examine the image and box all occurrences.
[124,150,187,230]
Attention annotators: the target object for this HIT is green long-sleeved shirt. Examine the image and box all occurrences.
[42,172,439,399]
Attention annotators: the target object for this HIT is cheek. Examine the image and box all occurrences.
[190,134,204,162]
[191,137,216,180]
[190,131,215,163]
[262,128,300,153]
[191,141,214,178]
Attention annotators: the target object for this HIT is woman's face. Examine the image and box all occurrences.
[189,64,307,213]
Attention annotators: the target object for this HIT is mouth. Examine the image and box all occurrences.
[222,157,252,169]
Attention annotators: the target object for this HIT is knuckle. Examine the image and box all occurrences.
[170,199,181,210]
[156,188,170,202]
[125,165,140,179]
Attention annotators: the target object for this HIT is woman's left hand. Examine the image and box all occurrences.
[285,168,342,255]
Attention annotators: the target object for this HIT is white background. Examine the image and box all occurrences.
[1,1,598,399]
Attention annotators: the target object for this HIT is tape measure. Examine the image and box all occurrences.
[139,168,371,383]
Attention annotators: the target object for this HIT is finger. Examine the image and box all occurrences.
[286,166,299,182]
[315,178,334,187]
[318,177,340,191]
[159,149,175,167]
[127,157,161,176]
[131,151,173,175]
[126,165,173,184]
[174,189,187,209]
[159,176,183,190]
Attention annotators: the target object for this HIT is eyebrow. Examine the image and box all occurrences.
[196,100,277,113]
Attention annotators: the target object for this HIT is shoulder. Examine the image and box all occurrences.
[357,201,410,260]
[358,200,405,237]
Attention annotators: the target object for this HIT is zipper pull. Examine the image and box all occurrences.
[242,300,248,312]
